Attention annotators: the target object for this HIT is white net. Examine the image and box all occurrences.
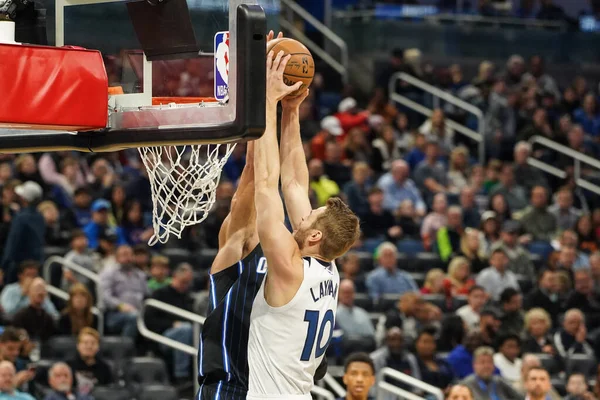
[139,143,236,245]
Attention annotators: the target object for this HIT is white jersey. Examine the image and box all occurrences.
[247,256,339,399]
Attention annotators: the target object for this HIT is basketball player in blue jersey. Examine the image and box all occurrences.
[247,51,361,399]
[197,32,328,400]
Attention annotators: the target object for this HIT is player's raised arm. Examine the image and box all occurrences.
[254,51,303,302]
[212,141,258,273]
[280,90,312,230]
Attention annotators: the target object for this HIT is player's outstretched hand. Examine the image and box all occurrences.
[266,30,283,44]
[282,88,309,110]
[266,50,303,103]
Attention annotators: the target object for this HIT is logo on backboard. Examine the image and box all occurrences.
[214,31,230,103]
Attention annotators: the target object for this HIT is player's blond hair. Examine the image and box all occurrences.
[311,198,360,261]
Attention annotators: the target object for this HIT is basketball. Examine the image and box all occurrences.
[267,38,314,98]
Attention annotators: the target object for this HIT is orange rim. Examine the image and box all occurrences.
[152,97,218,105]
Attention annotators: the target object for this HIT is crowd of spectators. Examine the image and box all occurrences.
[3,23,600,399]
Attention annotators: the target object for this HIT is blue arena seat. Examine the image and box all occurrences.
[396,239,425,256]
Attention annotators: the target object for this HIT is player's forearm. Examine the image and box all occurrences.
[254,100,280,191]
[280,108,309,191]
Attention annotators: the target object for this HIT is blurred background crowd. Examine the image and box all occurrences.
[3,0,600,399]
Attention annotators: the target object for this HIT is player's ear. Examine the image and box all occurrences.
[308,229,322,244]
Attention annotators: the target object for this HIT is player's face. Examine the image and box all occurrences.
[294,207,326,249]
[343,362,375,399]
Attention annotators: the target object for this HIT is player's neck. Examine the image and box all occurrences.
[345,393,369,400]
[301,249,329,263]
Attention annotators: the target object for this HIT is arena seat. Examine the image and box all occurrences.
[100,336,135,361]
[41,336,77,360]
[410,273,425,288]
[527,241,554,260]
[517,274,534,293]
[32,359,55,398]
[138,384,179,400]
[532,353,562,376]
[411,253,444,272]
[566,354,597,378]
[397,239,425,256]
[161,248,193,267]
[341,337,376,358]
[125,357,170,391]
[91,386,133,400]
[357,252,375,271]
[551,378,566,396]
[354,293,373,311]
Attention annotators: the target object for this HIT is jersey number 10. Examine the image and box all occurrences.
[300,309,334,361]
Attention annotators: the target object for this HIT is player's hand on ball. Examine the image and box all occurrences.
[282,88,309,110]
[266,50,303,103]
[266,30,283,44]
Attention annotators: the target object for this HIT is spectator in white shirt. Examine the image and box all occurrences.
[476,247,520,301]
[336,279,376,342]
[456,285,488,331]
[493,334,522,384]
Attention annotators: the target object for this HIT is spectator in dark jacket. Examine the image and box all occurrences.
[67,328,112,395]
[12,278,56,342]
[145,263,194,380]
[564,269,600,331]
[43,362,93,400]
[360,188,402,242]
[0,181,45,284]
[553,309,595,360]
[524,269,563,326]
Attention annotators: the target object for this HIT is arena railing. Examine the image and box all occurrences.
[279,0,349,84]
[527,135,600,196]
[137,299,338,399]
[45,284,104,336]
[377,367,444,400]
[43,255,103,308]
[389,72,485,164]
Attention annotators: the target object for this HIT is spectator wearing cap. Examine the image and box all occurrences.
[460,187,481,229]
[519,186,558,242]
[476,247,520,301]
[335,97,370,136]
[498,288,525,336]
[308,159,340,207]
[83,199,125,250]
[456,285,487,331]
[460,346,521,400]
[336,279,375,343]
[0,181,45,284]
[524,270,562,325]
[513,141,549,195]
[494,220,536,282]
[553,309,595,360]
[311,116,343,161]
[366,242,418,302]
[548,187,582,232]
[99,245,148,339]
[0,260,58,320]
[490,165,528,212]
[377,160,426,216]
[436,206,464,262]
[564,269,600,331]
[414,140,448,205]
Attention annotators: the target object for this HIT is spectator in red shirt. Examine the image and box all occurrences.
[335,97,370,136]
[311,116,343,161]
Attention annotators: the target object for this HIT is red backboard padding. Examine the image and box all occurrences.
[0,43,108,131]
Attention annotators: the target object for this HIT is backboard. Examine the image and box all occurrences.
[0,0,280,153]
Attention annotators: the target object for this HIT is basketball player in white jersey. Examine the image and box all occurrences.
[247,50,361,399]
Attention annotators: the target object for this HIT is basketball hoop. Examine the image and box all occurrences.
[139,140,236,246]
